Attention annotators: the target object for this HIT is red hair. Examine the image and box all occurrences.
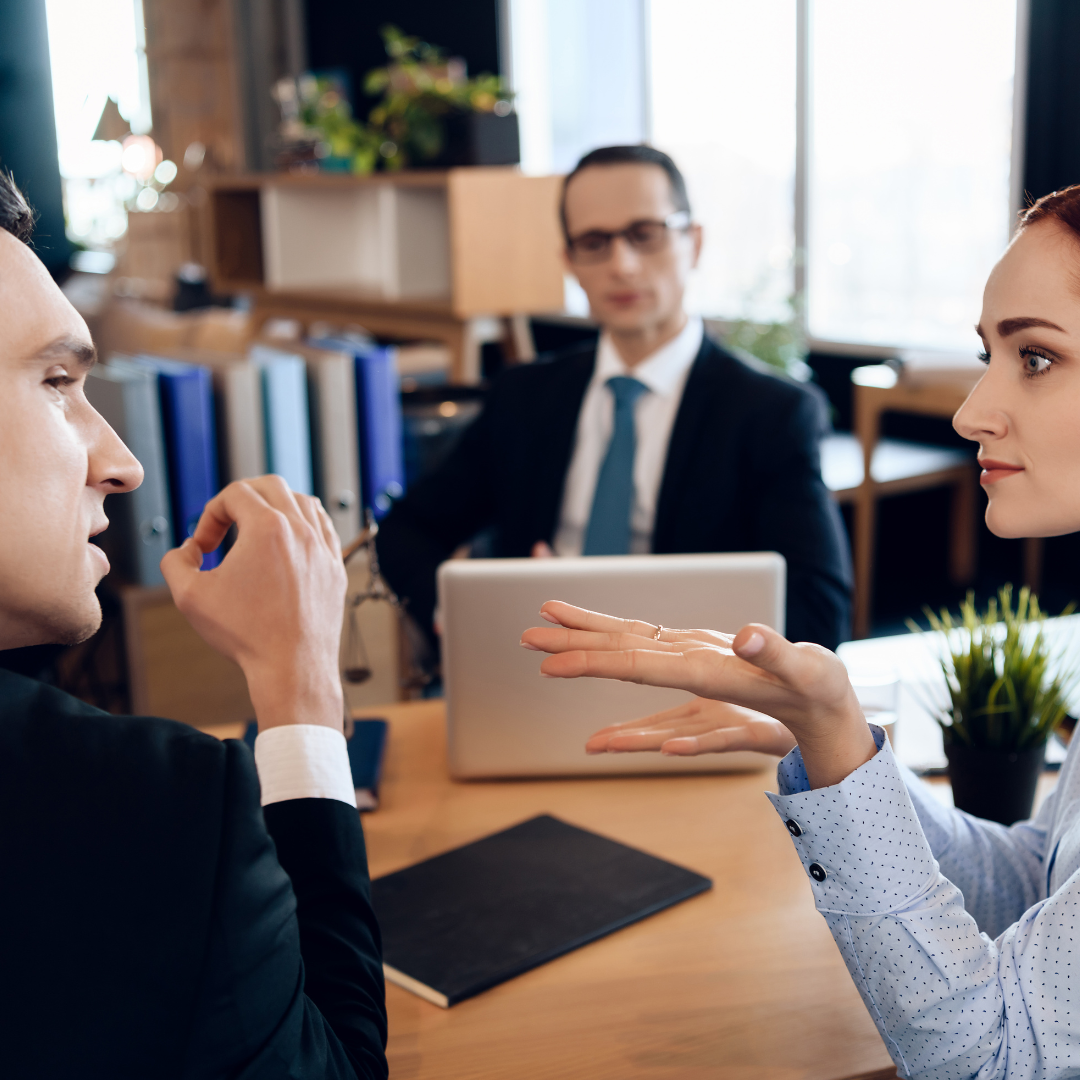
[1018,185,1080,242]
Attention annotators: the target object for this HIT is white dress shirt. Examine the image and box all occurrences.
[769,724,1080,1078]
[553,316,704,557]
[254,724,357,808]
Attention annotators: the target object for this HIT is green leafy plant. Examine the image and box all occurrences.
[300,75,381,173]
[724,288,809,380]
[272,73,379,173]
[909,585,1076,751]
[363,26,510,171]
[273,26,512,175]
[726,314,806,376]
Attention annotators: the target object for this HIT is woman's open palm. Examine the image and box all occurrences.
[521,600,878,789]
[585,696,797,758]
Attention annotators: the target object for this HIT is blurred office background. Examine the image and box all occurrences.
[2,0,1080,712]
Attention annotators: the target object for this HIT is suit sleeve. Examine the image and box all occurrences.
[749,385,853,650]
[376,386,502,645]
[180,740,387,1080]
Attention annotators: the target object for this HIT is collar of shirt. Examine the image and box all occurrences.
[592,315,704,398]
[552,315,706,558]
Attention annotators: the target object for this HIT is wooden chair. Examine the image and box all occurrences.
[821,410,979,638]
[822,364,1045,637]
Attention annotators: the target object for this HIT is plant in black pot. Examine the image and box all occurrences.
[272,27,517,176]
[913,586,1076,825]
[362,26,517,171]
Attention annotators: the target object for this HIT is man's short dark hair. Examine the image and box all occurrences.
[0,171,35,244]
[559,145,691,242]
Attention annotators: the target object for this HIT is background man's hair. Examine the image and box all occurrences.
[0,171,36,244]
[559,145,691,241]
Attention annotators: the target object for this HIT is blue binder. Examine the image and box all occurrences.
[249,344,314,496]
[310,338,404,519]
[131,355,221,570]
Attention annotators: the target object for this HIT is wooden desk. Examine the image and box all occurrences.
[359,700,897,1080]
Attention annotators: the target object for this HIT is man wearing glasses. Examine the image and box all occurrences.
[378,145,852,650]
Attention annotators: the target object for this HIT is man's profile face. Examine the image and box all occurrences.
[562,163,702,335]
[0,232,141,649]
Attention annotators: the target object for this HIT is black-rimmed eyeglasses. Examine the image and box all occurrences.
[565,211,692,265]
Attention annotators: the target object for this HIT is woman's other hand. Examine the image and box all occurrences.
[586,697,797,758]
[521,600,877,789]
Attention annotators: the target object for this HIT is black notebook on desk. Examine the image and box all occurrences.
[371,814,712,1007]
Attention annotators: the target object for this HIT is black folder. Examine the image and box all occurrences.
[371,814,712,1007]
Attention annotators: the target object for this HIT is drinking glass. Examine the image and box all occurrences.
[852,675,900,747]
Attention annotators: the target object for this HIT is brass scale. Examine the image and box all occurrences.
[340,512,429,689]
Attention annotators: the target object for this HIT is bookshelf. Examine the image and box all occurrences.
[204,168,565,383]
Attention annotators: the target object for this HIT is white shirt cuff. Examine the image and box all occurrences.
[253,724,357,809]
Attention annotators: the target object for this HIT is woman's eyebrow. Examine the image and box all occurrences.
[996,316,1067,337]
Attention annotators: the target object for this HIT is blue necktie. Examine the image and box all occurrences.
[583,376,649,555]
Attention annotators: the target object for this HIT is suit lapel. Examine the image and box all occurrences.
[653,338,735,550]
[531,346,596,544]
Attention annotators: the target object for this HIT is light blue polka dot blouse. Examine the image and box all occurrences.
[769,725,1080,1080]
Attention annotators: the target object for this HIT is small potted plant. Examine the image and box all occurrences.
[272,27,517,175]
[363,26,518,171]
[914,585,1076,825]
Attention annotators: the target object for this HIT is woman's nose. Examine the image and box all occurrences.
[953,363,1008,443]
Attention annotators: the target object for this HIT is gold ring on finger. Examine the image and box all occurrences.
[653,625,664,641]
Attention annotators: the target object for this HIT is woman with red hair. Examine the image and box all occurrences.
[522,186,1080,1079]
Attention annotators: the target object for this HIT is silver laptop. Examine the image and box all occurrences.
[438,552,786,779]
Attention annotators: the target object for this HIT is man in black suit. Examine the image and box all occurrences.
[378,146,852,651]
[0,174,386,1076]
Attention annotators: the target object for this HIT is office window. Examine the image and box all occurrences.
[807,0,1018,351]
[44,0,153,247]
[508,0,646,175]
[514,0,1020,349]
[649,1,797,323]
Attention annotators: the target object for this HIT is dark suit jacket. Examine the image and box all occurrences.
[379,335,853,650]
[0,669,388,1080]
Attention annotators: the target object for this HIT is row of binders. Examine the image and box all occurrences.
[85,336,406,587]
